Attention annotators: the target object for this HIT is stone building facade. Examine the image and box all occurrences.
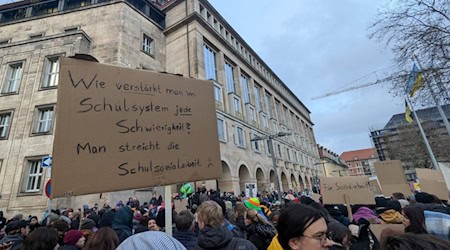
[0,0,321,215]
[317,145,348,178]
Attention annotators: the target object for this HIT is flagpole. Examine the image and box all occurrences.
[405,96,440,170]
[412,54,450,137]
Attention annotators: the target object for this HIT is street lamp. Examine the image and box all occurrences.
[251,132,291,203]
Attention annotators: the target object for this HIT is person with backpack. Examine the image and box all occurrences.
[195,201,256,250]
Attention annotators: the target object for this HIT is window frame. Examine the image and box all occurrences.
[0,110,13,140]
[203,43,217,81]
[217,117,226,142]
[214,83,222,104]
[254,83,262,111]
[21,158,45,194]
[2,61,24,94]
[142,33,154,57]
[251,132,260,152]
[233,96,241,114]
[41,55,61,89]
[224,61,235,93]
[240,73,250,103]
[32,105,55,135]
[236,126,245,147]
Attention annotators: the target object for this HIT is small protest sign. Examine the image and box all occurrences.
[374,160,412,197]
[416,168,449,201]
[320,176,375,205]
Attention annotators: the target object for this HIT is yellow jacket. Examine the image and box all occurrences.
[268,234,284,250]
[379,209,404,224]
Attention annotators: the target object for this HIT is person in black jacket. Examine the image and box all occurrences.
[244,209,276,250]
[195,201,256,250]
[173,210,197,250]
[112,206,133,243]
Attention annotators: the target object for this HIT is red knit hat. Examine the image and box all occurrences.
[64,230,84,245]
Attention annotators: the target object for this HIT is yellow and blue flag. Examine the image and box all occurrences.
[405,100,413,123]
[406,64,424,97]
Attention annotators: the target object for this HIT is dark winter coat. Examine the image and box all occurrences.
[245,223,276,250]
[173,230,197,250]
[59,245,79,250]
[112,206,133,243]
[196,226,257,250]
[0,234,24,250]
[98,210,115,228]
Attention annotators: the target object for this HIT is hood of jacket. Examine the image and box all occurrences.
[112,206,133,231]
[197,226,233,249]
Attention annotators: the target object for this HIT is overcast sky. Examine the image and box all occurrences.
[209,0,405,155]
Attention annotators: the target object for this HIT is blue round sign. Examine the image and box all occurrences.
[45,180,51,198]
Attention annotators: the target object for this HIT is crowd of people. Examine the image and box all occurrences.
[0,187,449,250]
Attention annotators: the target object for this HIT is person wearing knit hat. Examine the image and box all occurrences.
[61,230,85,250]
[80,218,96,230]
[117,231,186,250]
[244,198,261,211]
[245,198,269,223]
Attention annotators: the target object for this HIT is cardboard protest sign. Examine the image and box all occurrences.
[320,176,375,205]
[416,169,449,201]
[370,224,404,242]
[374,160,412,197]
[51,58,221,198]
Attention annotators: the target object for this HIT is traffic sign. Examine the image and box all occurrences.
[42,156,52,167]
[45,180,51,198]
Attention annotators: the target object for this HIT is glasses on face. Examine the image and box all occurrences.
[302,232,329,243]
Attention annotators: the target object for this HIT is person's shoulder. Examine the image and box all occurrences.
[232,238,257,249]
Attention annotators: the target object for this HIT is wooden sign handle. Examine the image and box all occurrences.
[344,194,353,222]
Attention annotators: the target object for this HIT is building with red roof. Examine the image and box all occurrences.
[340,148,378,176]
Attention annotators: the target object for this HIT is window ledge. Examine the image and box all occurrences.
[39,86,58,91]
[0,91,20,96]
[30,132,53,137]
[219,138,227,143]
[17,191,43,197]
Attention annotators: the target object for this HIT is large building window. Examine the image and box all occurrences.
[240,73,250,103]
[142,34,154,56]
[236,127,245,147]
[254,83,262,111]
[2,62,23,94]
[33,106,54,134]
[265,93,273,117]
[224,61,235,93]
[217,118,226,141]
[203,44,217,81]
[275,100,282,123]
[248,106,256,124]
[260,113,268,129]
[214,84,222,103]
[233,97,241,113]
[0,111,12,139]
[23,159,43,193]
[42,56,59,88]
[252,132,260,152]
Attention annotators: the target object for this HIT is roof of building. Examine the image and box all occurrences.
[340,148,377,161]
[384,104,450,129]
